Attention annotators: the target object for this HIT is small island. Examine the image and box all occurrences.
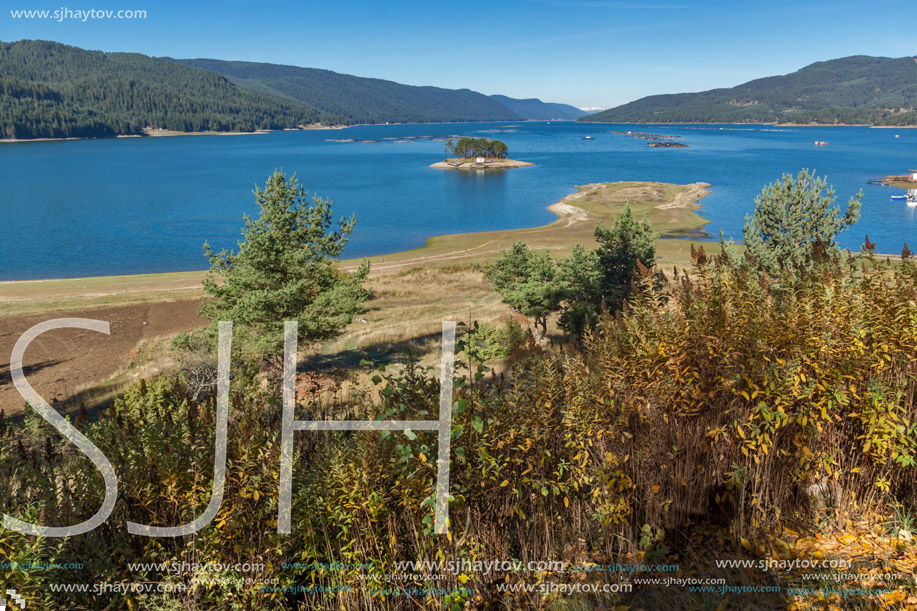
[430,137,533,170]
[647,141,689,148]
[873,170,917,189]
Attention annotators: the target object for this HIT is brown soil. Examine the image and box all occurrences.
[0,300,205,416]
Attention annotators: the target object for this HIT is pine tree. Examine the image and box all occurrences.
[743,169,861,282]
[199,171,370,358]
[478,242,565,345]
[593,204,657,312]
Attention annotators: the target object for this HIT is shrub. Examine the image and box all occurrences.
[462,319,528,363]
[3,243,915,610]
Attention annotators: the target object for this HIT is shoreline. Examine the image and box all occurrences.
[0,180,713,293]
[0,119,558,145]
[0,123,350,144]
[579,120,917,128]
[430,158,534,170]
[6,120,913,144]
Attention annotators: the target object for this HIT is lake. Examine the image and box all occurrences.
[0,122,914,280]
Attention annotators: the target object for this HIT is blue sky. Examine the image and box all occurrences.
[4,0,916,109]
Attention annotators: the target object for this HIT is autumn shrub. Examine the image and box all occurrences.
[1,246,915,610]
[567,245,917,544]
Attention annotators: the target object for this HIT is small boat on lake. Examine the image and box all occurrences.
[814,141,828,146]
[582,136,594,140]
[892,189,917,205]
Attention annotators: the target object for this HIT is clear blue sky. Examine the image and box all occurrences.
[4,0,916,109]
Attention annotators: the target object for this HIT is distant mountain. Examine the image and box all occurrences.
[177,59,520,125]
[489,95,587,120]
[581,55,917,125]
[0,40,327,139]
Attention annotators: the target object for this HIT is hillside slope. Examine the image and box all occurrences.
[581,55,917,125]
[0,40,327,139]
[177,59,521,124]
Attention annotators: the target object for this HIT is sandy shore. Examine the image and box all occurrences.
[0,124,349,144]
[141,128,270,138]
[0,136,84,143]
[430,158,534,170]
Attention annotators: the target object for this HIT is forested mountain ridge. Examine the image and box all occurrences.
[0,40,330,139]
[489,95,587,120]
[581,55,917,125]
[175,59,521,125]
[0,40,522,140]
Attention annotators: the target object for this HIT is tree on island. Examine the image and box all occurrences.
[200,170,370,360]
[446,137,509,160]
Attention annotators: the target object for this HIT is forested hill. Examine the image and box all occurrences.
[0,40,330,139]
[489,95,587,120]
[581,55,917,125]
[175,59,520,125]
[0,40,521,140]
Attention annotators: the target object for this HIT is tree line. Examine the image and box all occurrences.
[478,169,863,344]
[445,137,509,160]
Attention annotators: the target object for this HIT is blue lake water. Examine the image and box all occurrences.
[1,122,915,280]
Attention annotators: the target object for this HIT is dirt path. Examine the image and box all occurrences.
[0,300,205,415]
